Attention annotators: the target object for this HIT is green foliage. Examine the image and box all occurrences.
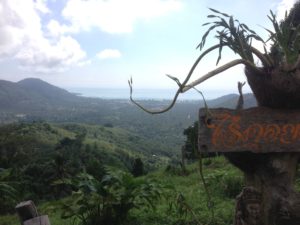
[267,10,300,65]
[0,121,172,207]
[267,9,300,69]
[199,8,264,64]
[0,169,18,214]
[164,164,186,176]
[167,192,202,225]
[204,168,244,199]
[2,156,300,225]
[57,169,164,225]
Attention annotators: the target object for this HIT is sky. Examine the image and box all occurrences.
[0,0,297,97]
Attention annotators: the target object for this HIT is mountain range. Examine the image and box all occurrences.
[0,78,258,157]
[0,78,256,113]
[0,78,258,125]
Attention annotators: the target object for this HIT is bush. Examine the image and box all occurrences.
[57,168,164,225]
[0,169,18,214]
[205,169,243,198]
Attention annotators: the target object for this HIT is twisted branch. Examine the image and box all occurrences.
[129,44,265,114]
[129,44,221,114]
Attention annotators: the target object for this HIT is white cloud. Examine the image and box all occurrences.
[97,49,122,59]
[16,36,87,73]
[0,0,87,73]
[34,0,51,14]
[52,0,182,34]
[276,0,296,20]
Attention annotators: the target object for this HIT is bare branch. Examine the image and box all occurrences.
[129,44,265,114]
[181,59,262,92]
[128,44,222,114]
[129,81,181,114]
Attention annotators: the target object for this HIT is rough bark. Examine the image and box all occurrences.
[226,67,300,225]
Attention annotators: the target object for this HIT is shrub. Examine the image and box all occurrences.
[0,169,18,214]
[57,168,164,225]
[205,169,243,198]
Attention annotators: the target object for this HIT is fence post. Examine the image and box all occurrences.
[23,215,51,225]
[15,201,38,225]
[16,201,51,225]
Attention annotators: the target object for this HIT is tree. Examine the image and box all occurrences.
[129,3,300,225]
[131,158,144,177]
[182,121,198,161]
[0,169,18,214]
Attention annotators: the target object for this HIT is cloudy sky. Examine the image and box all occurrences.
[0,0,297,96]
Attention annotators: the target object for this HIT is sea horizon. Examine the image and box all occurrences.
[66,87,240,100]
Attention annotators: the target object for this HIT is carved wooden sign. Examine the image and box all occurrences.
[198,107,300,153]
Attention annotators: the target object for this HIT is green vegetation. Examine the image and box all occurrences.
[1,121,300,225]
[0,156,246,225]
[0,122,169,211]
[0,120,246,225]
[55,169,163,225]
[2,2,300,224]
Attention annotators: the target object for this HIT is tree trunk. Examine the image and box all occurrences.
[229,67,300,225]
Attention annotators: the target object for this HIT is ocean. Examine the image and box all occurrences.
[66,88,235,100]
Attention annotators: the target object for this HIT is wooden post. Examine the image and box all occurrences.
[198,107,300,225]
[16,201,51,225]
[15,201,38,225]
[24,216,51,225]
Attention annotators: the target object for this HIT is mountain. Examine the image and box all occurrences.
[17,78,78,102]
[0,77,258,158]
[0,78,257,125]
[0,78,85,114]
[208,93,257,108]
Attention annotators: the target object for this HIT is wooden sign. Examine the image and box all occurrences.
[198,107,300,153]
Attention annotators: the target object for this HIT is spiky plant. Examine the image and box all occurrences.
[129,4,300,224]
[129,5,300,112]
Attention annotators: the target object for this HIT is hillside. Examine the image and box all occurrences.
[0,79,261,225]
[0,79,85,115]
[17,78,79,103]
[0,78,257,156]
[0,121,171,209]
[0,78,257,119]
[0,122,168,171]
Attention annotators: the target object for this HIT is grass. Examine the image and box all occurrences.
[133,156,242,225]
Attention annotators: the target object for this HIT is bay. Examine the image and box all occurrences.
[66,88,234,100]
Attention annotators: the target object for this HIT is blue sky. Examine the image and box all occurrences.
[0,0,297,97]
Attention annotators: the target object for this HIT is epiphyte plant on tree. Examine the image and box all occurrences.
[129,3,300,224]
[128,6,300,113]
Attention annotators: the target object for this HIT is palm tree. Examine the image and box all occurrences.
[129,2,300,224]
